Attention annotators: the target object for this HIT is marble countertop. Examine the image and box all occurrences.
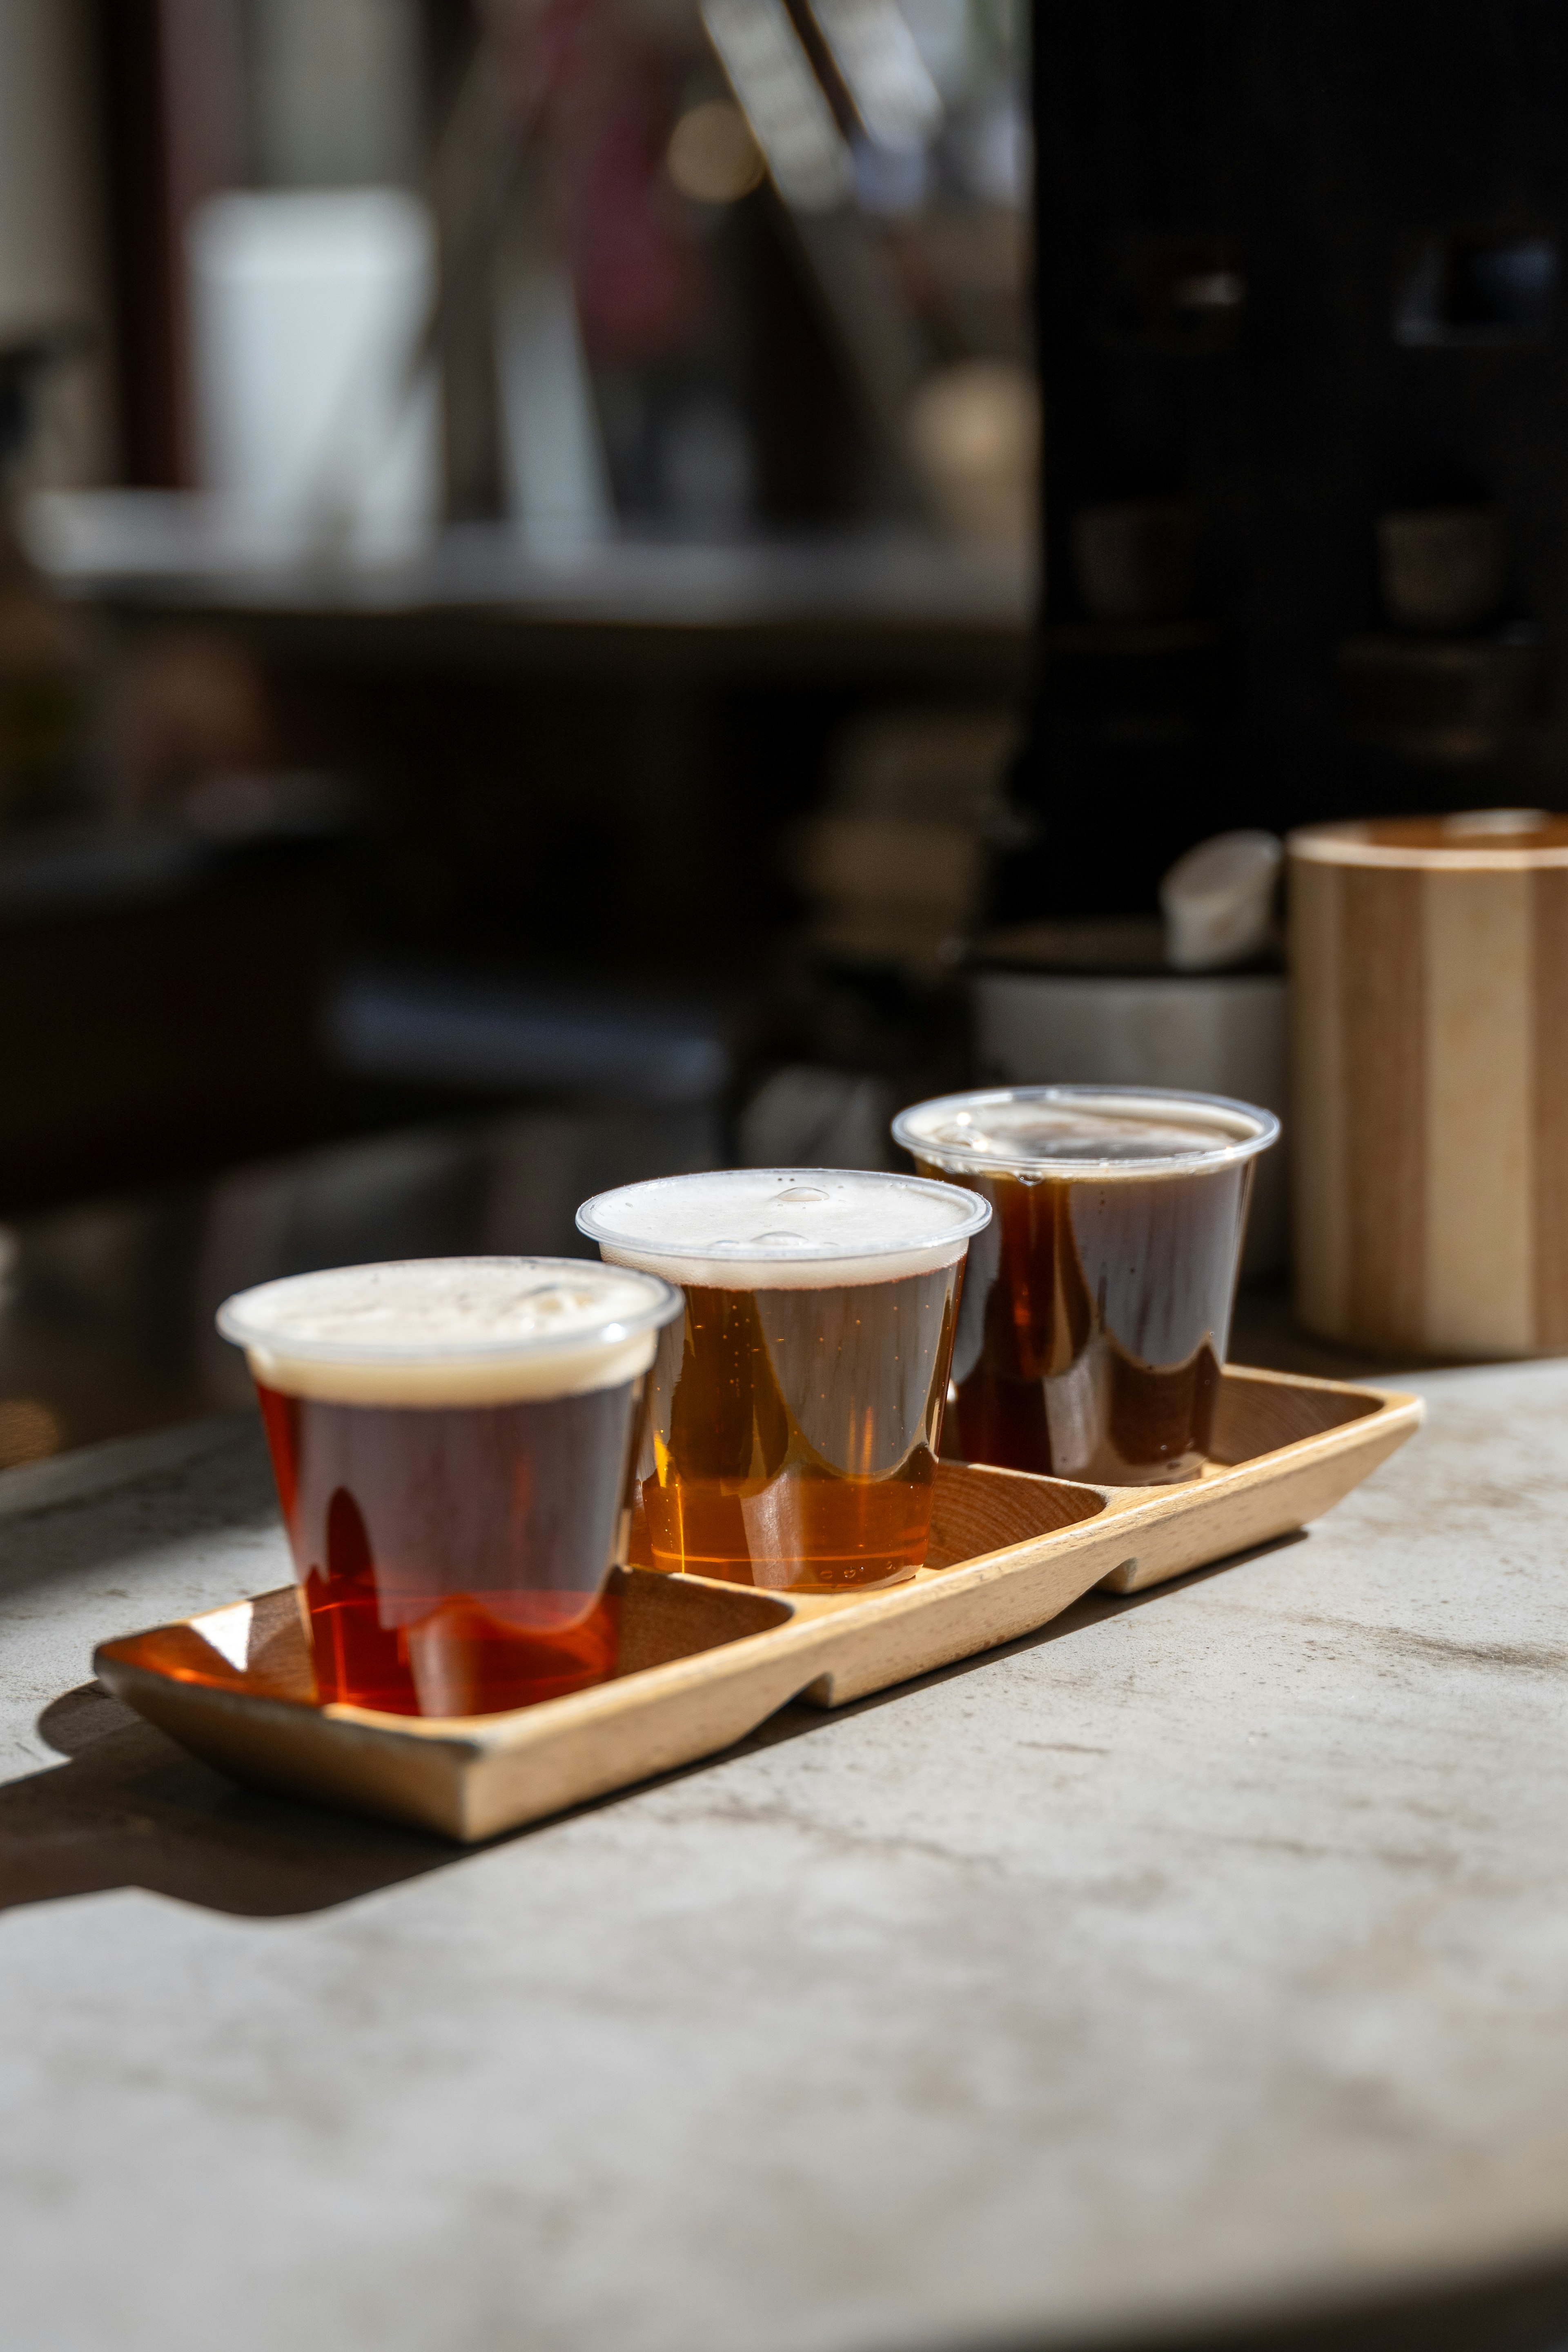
[3,1363,1568,2352]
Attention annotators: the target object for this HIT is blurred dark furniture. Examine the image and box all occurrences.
[40,516,1030,983]
[1006,0,1568,918]
[0,831,327,1216]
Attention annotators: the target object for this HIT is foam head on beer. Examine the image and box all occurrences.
[217,1256,682,1407]
[576,1169,990,1592]
[893,1087,1277,1176]
[218,1258,684,1716]
[575,1167,991,1288]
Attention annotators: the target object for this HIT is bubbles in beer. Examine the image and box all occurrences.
[898,1091,1269,1175]
[224,1256,663,1352]
[218,1256,679,1406]
[577,1166,989,1288]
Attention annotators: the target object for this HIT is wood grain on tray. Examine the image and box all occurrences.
[95,1367,1423,1841]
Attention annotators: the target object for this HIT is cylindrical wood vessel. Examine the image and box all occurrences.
[1290,815,1568,1356]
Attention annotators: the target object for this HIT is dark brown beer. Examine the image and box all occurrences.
[217,1257,682,1717]
[895,1091,1277,1483]
[256,1381,636,1713]
[576,1169,990,1589]
[634,1267,960,1589]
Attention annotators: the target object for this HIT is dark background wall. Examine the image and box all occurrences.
[1009,0,1568,914]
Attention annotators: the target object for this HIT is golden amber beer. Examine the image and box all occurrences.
[894,1088,1279,1484]
[575,1169,991,1590]
[217,1256,681,1714]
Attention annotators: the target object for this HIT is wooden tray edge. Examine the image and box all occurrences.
[1097,1381,1425,1593]
[91,1368,1421,1839]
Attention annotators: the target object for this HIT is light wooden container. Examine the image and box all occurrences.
[1290,814,1568,1355]
[96,1368,1419,1842]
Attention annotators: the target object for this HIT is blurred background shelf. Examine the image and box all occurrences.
[13,0,1568,1476]
[30,494,1032,646]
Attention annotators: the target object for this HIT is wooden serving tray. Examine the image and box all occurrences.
[94,1367,1421,1842]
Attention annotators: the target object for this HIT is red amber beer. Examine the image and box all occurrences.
[217,1256,681,1715]
[893,1088,1279,1484]
[575,1169,991,1591]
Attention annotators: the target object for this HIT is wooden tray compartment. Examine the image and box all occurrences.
[95,1367,1421,1842]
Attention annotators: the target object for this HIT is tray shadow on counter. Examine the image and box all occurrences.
[0,1682,454,1920]
[0,1526,1305,1927]
[0,1571,795,1924]
[91,1374,1417,1853]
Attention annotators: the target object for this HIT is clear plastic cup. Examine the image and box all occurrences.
[893,1086,1280,1484]
[217,1255,682,1715]
[575,1168,992,1590]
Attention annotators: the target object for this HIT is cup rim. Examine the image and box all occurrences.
[1289,814,1568,869]
[216,1254,684,1366]
[575,1166,992,1267]
[892,1085,1281,1178]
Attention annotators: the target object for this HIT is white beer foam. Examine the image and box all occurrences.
[895,1089,1276,1178]
[577,1168,989,1289]
[217,1256,677,1405]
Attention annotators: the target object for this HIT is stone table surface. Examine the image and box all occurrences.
[4,1364,1568,2352]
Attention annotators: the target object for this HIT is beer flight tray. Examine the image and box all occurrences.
[96,1365,1421,1843]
